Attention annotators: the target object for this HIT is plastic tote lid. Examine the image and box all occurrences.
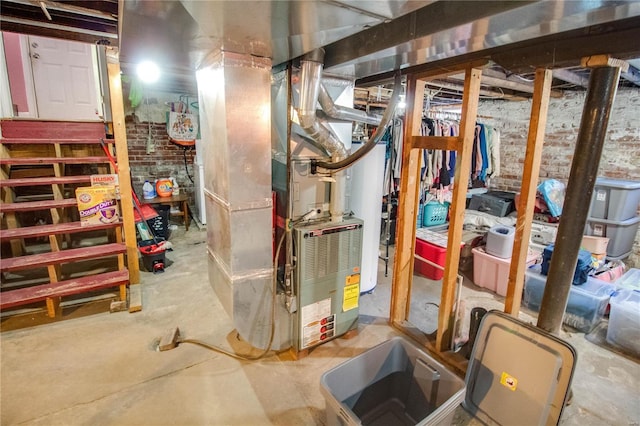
[595,177,640,189]
[464,311,576,425]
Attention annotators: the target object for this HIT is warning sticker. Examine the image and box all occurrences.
[500,372,518,391]
[346,273,361,286]
[343,274,360,312]
[301,299,332,349]
[301,298,331,327]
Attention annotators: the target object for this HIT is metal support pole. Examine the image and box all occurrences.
[537,65,621,334]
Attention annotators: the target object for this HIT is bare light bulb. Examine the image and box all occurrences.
[137,61,160,84]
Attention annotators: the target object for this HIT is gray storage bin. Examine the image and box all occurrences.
[320,337,465,426]
[468,194,512,217]
[589,178,640,221]
[585,215,640,259]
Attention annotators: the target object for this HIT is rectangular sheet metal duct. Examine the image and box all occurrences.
[197,51,274,349]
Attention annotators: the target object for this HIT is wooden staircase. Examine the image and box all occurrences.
[0,120,131,318]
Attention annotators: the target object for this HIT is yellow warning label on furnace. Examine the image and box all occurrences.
[343,281,360,312]
[500,372,518,391]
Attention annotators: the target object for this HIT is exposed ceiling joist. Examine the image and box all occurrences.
[8,0,117,20]
[448,70,563,98]
[425,80,528,102]
[553,62,639,88]
[1,15,116,38]
[356,15,640,87]
[323,0,535,70]
[621,65,640,87]
[0,0,118,44]
[552,69,589,88]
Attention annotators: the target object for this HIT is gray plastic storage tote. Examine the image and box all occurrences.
[589,177,640,221]
[320,337,465,426]
[322,312,577,426]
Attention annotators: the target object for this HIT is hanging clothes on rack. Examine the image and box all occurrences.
[416,115,459,206]
[393,118,404,180]
[471,122,501,186]
[488,127,501,179]
[384,117,404,196]
[420,110,501,191]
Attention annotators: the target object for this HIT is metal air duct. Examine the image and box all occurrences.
[318,84,381,126]
[297,49,348,222]
[198,51,276,350]
[297,50,348,161]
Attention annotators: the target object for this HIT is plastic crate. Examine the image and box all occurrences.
[320,337,466,426]
[589,177,640,221]
[422,202,449,227]
[606,289,640,356]
[585,215,640,258]
[523,267,614,332]
[472,247,540,296]
[415,238,447,280]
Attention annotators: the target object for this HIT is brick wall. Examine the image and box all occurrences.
[478,87,640,267]
[123,92,198,215]
[125,115,196,197]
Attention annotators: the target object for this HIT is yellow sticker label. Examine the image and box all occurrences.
[500,372,518,391]
[343,282,360,312]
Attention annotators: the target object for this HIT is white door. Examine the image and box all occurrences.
[28,36,101,120]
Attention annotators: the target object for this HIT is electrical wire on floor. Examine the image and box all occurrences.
[169,229,287,361]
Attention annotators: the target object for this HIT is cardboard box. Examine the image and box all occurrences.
[76,186,119,227]
[91,174,120,198]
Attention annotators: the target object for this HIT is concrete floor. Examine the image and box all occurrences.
[1,226,639,425]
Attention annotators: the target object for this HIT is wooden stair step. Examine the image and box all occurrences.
[0,175,92,188]
[0,156,110,165]
[0,138,105,145]
[0,269,129,311]
[0,198,78,212]
[1,243,127,272]
[0,120,106,139]
[0,220,122,241]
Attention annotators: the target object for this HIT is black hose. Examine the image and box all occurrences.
[311,70,401,172]
[183,147,194,184]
